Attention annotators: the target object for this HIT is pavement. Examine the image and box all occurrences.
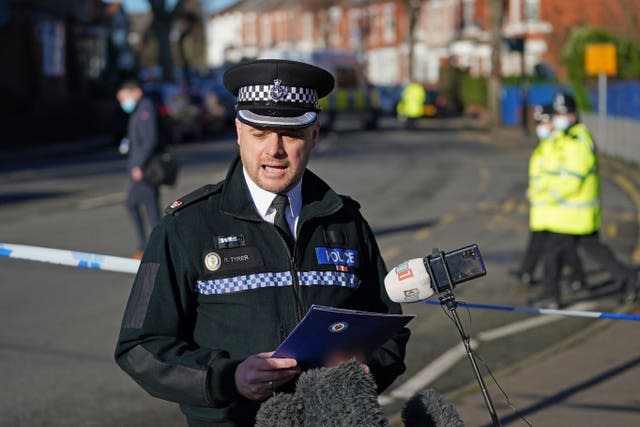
[447,305,640,426]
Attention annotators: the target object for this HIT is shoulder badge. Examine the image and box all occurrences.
[165,183,223,216]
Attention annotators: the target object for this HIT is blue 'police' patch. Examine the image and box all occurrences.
[315,247,359,267]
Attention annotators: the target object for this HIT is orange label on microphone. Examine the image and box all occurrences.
[398,268,414,281]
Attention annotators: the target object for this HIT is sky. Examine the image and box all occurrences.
[115,0,237,14]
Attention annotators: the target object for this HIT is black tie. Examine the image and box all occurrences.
[272,194,294,247]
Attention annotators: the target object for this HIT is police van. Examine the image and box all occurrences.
[259,49,380,131]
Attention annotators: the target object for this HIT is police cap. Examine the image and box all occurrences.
[533,104,553,122]
[552,92,577,114]
[223,59,335,129]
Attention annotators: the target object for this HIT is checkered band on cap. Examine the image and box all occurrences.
[237,83,318,106]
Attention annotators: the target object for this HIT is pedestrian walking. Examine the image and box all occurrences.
[114,59,410,426]
[116,80,164,259]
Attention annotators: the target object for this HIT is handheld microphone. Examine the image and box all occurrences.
[384,258,434,303]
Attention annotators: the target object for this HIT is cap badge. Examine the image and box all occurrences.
[269,79,287,102]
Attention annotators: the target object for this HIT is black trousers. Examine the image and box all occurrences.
[126,180,161,251]
[543,231,634,300]
[542,233,585,300]
[521,231,585,281]
[518,231,547,276]
[577,232,635,283]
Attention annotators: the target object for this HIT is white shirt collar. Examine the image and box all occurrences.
[242,167,303,226]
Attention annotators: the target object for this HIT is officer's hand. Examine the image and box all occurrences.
[131,166,143,182]
[235,352,300,401]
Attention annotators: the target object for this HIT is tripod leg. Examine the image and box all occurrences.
[450,308,502,426]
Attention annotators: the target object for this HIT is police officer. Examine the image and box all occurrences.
[396,81,426,129]
[114,59,410,426]
[512,104,585,287]
[531,92,638,308]
[116,80,163,259]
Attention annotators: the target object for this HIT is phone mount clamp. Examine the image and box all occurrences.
[424,248,502,427]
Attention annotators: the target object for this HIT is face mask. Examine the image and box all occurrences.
[536,124,552,140]
[120,99,137,114]
[552,115,571,131]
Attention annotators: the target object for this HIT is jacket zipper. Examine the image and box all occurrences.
[288,204,343,321]
[272,226,304,322]
[289,256,304,321]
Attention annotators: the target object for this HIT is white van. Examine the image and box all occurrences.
[259,49,380,131]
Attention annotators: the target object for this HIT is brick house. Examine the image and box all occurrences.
[206,0,640,86]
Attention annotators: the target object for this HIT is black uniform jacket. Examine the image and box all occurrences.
[114,156,410,426]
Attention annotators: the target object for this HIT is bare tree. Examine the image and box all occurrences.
[145,0,188,82]
[405,0,420,82]
[488,0,504,127]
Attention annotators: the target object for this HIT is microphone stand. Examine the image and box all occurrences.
[424,249,502,427]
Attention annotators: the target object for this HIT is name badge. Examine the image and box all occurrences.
[203,247,263,272]
[315,247,359,268]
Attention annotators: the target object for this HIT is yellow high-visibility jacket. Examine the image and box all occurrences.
[543,123,601,235]
[528,136,555,231]
[396,82,426,119]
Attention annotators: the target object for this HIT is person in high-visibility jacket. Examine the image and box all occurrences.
[511,104,584,287]
[531,92,638,308]
[396,82,426,129]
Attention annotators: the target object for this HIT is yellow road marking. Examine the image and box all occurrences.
[413,226,431,241]
[382,246,400,262]
[478,165,490,194]
[501,198,516,214]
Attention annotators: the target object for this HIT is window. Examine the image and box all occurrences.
[302,13,313,43]
[463,0,474,30]
[349,9,361,48]
[383,3,395,43]
[261,15,271,46]
[525,0,540,22]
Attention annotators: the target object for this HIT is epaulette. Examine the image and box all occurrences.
[339,194,361,210]
[165,183,223,215]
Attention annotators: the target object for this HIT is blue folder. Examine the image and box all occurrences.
[273,305,414,369]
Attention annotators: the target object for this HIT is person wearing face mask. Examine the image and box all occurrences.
[530,92,638,308]
[116,79,163,259]
[512,104,585,289]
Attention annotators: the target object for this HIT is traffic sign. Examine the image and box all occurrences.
[585,43,617,76]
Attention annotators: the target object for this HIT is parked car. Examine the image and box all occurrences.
[375,85,404,116]
[423,89,460,118]
[143,82,230,142]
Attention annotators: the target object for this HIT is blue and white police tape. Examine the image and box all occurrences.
[422,299,640,322]
[0,243,140,274]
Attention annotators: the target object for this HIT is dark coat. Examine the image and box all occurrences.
[114,156,410,426]
[126,96,159,171]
